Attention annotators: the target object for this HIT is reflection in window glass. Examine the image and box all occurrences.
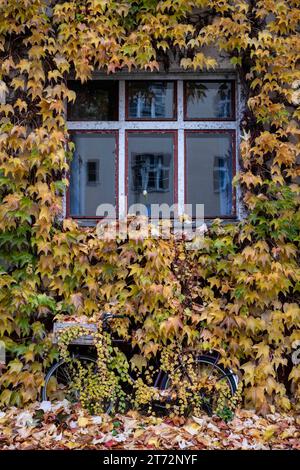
[127,81,175,119]
[67,81,118,121]
[86,160,99,184]
[186,132,233,217]
[127,133,174,215]
[185,81,234,119]
[70,133,116,216]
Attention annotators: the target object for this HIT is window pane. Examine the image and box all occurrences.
[127,81,175,119]
[186,132,233,217]
[185,81,234,119]
[127,133,174,215]
[67,81,118,120]
[70,133,116,217]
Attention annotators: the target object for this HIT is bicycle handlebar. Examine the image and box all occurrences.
[101,312,126,321]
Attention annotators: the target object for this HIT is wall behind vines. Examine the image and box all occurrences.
[0,0,299,414]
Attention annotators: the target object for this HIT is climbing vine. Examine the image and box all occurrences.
[0,0,299,415]
[56,322,129,414]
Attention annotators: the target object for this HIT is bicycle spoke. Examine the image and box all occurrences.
[44,356,98,403]
[161,355,235,416]
[56,366,72,384]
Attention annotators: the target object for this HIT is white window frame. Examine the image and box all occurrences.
[66,73,242,223]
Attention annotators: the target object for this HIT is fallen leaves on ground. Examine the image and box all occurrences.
[0,402,299,450]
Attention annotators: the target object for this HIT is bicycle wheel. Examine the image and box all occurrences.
[161,354,238,416]
[42,355,113,413]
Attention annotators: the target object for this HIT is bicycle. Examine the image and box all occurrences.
[42,312,238,416]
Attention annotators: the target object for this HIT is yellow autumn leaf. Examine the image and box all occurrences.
[77,416,89,427]
[263,426,277,441]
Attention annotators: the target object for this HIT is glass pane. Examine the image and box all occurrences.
[70,133,116,216]
[67,81,118,120]
[127,133,174,215]
[186,132,233,217]
[127,81,175,119]
[185,81,234,119]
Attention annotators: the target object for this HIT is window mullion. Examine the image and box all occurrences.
[119,80,126,218]
[177,80,185,216]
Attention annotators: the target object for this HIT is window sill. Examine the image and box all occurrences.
[69,216,239,228]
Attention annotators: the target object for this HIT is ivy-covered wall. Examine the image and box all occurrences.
[0,0,299,414]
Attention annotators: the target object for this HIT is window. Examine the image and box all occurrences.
[127,132,175,214]
[67,81,118,121]
[184,81,235,120]
[67,77,237,222]
[69,132,117,218]
[87,160,99,184]
[126,81,176,120]
[185,132,234,217]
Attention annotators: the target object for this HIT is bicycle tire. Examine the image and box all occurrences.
[42,355,114,413]
[161,354,238,415]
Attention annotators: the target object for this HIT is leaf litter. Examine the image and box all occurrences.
[0,401,299,450]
